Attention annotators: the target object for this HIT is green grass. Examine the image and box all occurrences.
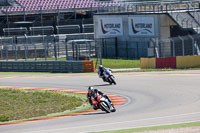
[93,121,200,133]
[0,58,140,71]
[0,88,85,122]
[91,58,140,69]
[7,57,141,69]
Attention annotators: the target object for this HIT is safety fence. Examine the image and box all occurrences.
[140,55,200,69]
[0,60,95,72]
[3,24,94,36]
[1,34,200,60]
[2,1,199,15]
[0,34,95,61]
[149,34,200,58]
[98,0,200,14]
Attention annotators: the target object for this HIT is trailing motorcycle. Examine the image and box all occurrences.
[91,94,116,113]
[103,68,116,85]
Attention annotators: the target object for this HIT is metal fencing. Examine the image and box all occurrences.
[99,0,200,14]
[0,34,200,61]
[0,34,96,61]
[100,38,149,59]
[97,34,200,59]
[150,34,200,58]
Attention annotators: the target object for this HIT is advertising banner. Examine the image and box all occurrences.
[128,16,155,36]
[98,17,123,37]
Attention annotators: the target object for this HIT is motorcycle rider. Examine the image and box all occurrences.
[87,86,114,110]
[98,65,112,82]
[98,65,106,81]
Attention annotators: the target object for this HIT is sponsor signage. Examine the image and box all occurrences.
[128,16,155,36]
[98,17,123,36]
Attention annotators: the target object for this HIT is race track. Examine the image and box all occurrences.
[0,70,200,133]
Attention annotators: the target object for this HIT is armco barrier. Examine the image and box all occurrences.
[0,60,95,73]
[140,58,156,69]
[176,55,200,69]
[156,57,176,69]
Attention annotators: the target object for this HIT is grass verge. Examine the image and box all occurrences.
[91,58,140,69]
[93,121,200,133]
[0,88,88,123]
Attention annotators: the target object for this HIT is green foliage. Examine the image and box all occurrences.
[92,58,140,69]
[35,57,141,69]
[0,88,84,121]
[0,116,9,122]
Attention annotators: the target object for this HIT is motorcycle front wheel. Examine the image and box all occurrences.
[100,102,111,113]
[111,104,116,112]
[111,77,116,85]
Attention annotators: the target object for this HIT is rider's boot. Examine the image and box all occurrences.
[93,105,98,110]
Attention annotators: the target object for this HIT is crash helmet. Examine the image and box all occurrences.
[99,65,103,70]
[88,86,94,92]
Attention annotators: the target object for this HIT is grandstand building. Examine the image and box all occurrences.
[0,0,200,60]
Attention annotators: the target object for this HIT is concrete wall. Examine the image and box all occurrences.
[159,14,176,39]
[159,14,177,57]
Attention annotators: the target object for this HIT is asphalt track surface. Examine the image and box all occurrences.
[0,70,200,133]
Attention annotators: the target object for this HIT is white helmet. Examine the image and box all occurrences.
[99,65,103,70]
[88,86,94,92]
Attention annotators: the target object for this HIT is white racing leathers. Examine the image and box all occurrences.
[98,68,116,85]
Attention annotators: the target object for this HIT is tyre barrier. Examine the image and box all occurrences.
[0,60,95,73]
[141,55,200,69]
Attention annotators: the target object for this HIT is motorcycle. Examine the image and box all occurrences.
[91,94,116,113]
[103,68,116,85]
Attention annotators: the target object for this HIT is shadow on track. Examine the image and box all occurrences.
[81,112,107,116]
[92,84,110,87]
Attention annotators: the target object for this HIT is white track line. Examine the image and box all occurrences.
[89,120,200,133]
[25,112,200,133]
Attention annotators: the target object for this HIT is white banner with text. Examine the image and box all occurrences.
[98,17,123,37]
[128,16,155,36]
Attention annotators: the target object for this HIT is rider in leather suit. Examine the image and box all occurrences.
[87,86,113,110]
[98,65,106,81]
